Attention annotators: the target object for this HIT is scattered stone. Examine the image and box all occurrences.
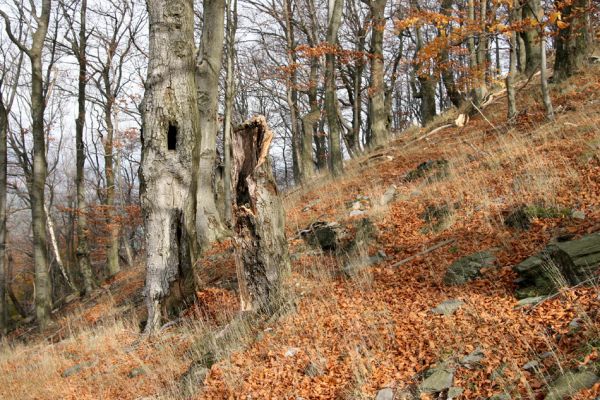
[128,367,148,378]
[515,296,547,308]
[61,360,97,378]
[461,348,485,366]
[444,251,496,285]
[571,210,586,220]
[349,209,366,217]
[404,159,449,182]
[522,360,539,371]
[419,364,454,393]
[421,204,454,232]
[545,371,599,400]
[513,232,600,298]
[375,388,394,400]
[180,362,209,398]
[448,387,464,398]
[299,221,342,251]
[488,394,511,400]
[504,207,531,230]
[285,347,300,357]
[431,299,464,316]
[540,352,554,359]
[379,185,397,206]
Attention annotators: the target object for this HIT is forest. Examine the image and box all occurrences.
[0,0,599,398]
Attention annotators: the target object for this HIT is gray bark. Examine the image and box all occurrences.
[366,0,388,147]
[1,0,53,329]
[142,0,201,333]
[325,0,344,176]
[223,0,237,224]
[553,0,589,82]
[521,0,542,74]
[506,1,518,121]
[0,91,7,334]
[540,32,554,120]
[232,116,290,313]
[195,0,227,247]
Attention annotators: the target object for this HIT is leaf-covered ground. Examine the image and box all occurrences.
[1,67,599,399]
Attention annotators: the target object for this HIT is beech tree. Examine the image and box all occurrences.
[1,0,53,329]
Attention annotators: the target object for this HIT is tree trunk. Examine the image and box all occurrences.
[367,0,388,147]
[195,0,227,247]
[506,1,518,121]
[75,0,95,295]
[414,4,437,125]
[521,0,542,75]
[142,0,201,333]
[439,0,465,108]
[223,0,237,224]
[232,116,290,313]
[540,32,554,120]
[45,204,76,291]
[0,92,7,334]
[103,102,120,277]
[325,0,344,176]
[553,0,589,82]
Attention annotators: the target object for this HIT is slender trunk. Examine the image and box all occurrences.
[325,0,344,176]
[414,2,437,125]
[103,102,120,277]
[300,58,318,180]
[75,0,94,295]
[195,0,227,248]
[467,0,477,90]
[0,93,7,334]
[223,0,237,223]
[506,1,518,120]
[45,204,76,291]
[540,32,554,120]
[368,0,388,147]
[142,0,201,333]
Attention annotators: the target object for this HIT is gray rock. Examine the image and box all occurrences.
[431,299,464,316]
[379,185,397,206]
[571,210,586,220]
[461,348,485,366]
[349,209,366,217]
[304,360,324,377]
[448,387,464,398]
[513,232,600,298]
[128,367,148,378]
[375,388,394,400]
[516,296,547,307]
[444,251,496,285]
[488,394,511,400]
[61,360,97,378]
[545,371,599,400]
[522,360,539,371]
[285,347,300,357]
[419,365,454,393]
[180,362,209,397]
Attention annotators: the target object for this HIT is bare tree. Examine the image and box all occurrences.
[1,0,54,329]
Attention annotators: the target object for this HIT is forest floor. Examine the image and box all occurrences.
[1,66,600,400]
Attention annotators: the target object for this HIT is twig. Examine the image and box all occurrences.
[390,238,456,268]
[470,100,502,135]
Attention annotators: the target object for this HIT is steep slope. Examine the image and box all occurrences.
[1,67,599,400]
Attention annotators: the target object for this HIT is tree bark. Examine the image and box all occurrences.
[74,0,95,295]
[366,0,388,147]
[232,116,290,313]
[142,0,201,333]
[223,0,237,224]
[553,0,589,82]
[521,0,542,75]
[325,0,344,176]
[103,101,120,277]
[439,0,465,108]
[0,0,54,329]
[195,0,227,247]
[540,31,554,120]
[0,91,7,334]
[506,1,518,121]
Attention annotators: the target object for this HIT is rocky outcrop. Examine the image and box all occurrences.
[513,232,600,298]
[444,251,496,285]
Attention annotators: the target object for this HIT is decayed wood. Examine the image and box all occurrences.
[232,116,290,313]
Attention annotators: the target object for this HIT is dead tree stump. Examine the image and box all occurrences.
[232,116,290,313]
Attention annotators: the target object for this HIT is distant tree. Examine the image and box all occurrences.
[553,0,590,82]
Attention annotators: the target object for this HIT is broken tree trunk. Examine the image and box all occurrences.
[232,116,290,314]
